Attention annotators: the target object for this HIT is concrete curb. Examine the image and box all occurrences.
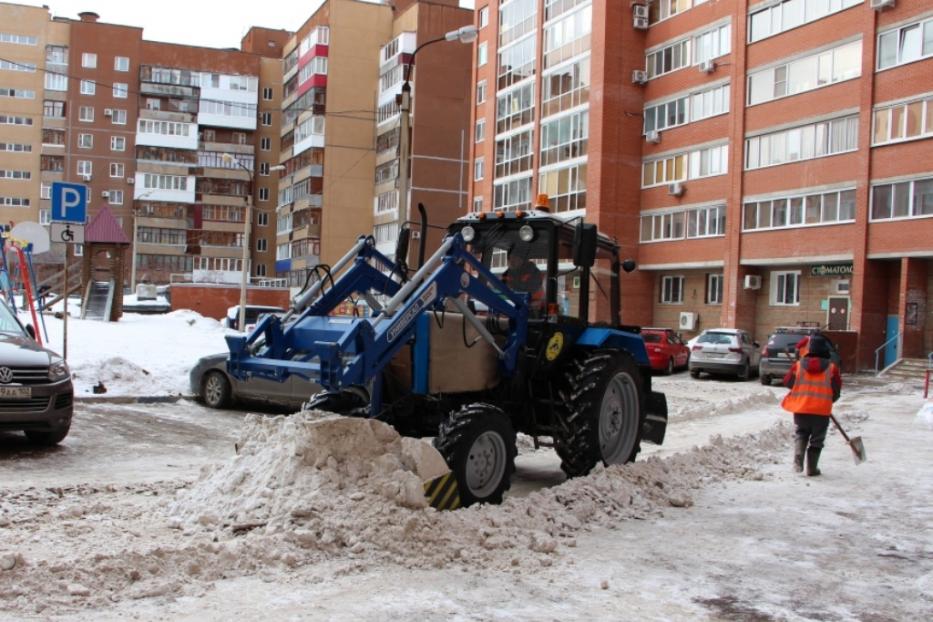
[74,395,194,405]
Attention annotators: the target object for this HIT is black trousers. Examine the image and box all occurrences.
[794,414,830,449]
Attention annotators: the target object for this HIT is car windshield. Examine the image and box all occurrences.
[698,332,735,345]
[643,334,662,343]
[0,303,25,336]
[768,333,805,349]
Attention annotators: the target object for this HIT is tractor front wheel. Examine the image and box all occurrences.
[555,350,644,478]
[434,403,516,507]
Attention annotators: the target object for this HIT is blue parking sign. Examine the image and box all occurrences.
[51,182,88,224]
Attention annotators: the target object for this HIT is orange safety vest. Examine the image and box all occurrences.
[781,362,835,416]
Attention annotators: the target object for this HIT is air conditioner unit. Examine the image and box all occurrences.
[698,60,716,74]
[633,4,649,19]
[633,16,649,30]
[632,70,648,85]
[679,312,696,331]
[81,174,92,182]
[744,274,762,290]
[104,108,113,116]
[126,177,135,184]
[870,0,895,9]
[646,130,661,144]
[100,191,110,198]
[668,182,685,197]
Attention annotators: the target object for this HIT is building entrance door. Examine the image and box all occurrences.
[884,315,899,367]
[827,297,849,330]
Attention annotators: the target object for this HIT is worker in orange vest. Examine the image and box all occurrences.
[781,335,842,476]
[503,251,545,313]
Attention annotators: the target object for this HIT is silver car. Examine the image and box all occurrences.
[689,328,761,380]
[189,353,320,410]
[0,300,73,445]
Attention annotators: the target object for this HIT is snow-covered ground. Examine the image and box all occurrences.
[0,308,930,619]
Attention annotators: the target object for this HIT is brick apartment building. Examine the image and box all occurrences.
[469,0,932,369]
[274,0,474,283]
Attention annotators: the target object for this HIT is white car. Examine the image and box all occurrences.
[688,328,761,380]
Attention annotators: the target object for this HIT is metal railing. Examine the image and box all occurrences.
[874,332,900,373]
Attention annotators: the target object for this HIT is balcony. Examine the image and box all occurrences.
[133,173,196,204]
[136,120,198,150]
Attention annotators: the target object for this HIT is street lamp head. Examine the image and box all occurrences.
[445,25,478,44]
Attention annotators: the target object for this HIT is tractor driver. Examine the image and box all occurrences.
[503,249,545,312]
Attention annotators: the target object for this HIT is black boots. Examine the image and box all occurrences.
[794,439,807,473]
[806,447,822,476]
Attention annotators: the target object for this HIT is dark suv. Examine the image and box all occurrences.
[759,327,839,386]
[0,299,73,445]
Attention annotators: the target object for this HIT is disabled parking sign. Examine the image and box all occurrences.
[50,182,88,224]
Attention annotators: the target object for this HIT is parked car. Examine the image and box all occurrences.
[642,327,690,374]
[0,299,73,445]
[689,328,761,380]
[189,351,320,410]
[225,305,287,332]
[759,327,841,386]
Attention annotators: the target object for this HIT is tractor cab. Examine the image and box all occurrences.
[449,206,630,326]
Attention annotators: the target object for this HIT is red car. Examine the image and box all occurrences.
[642,328,690,374]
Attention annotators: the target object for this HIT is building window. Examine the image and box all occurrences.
[375,190,398,215]
[476,80,487,105]
[43,100,66,118]
[81,53,97,69]
[263,86,273,100]
[256,263,267,277]
[495,82,534,134]
[541,54,590,117]
[0,197,30,207]
[642,143,728,188]
[646,38,691,79]
[259,162,270,176]
[647,0,695,26]
[259,187,270,201]
[78,133,93,149]
[771,271,800,306]
[108,190,124,205]
[257,238,268,252]
[261,112,272,126]
[474,157,485,181]
[374,222,398,245]
[0,88,35,99]
[499,0,537,47]
[497,36,535,89]
[878,17,933,71]
[641,204,727,242]
[80,79,95,95]
[0,32,37,46]
[478,41,488,67]
[110,162,124,178]
[495,130,533,178]
[493,176,532,211]
[257,212,269,226]
[475,118,485,143]
[111,108,127,125]
[542,3,592,70]
[539,162,587,213]
[79,106,94,122]
[260,137,271,151]
[113,83,128,98]
[871,176,933,221]
[479,6,489,29]
[0,170,31,180]
[748,40,861,106]
[749,0,861,43]
[0,142,32,153]
[540,110,588,167]
[111,136,126,151]
[693,23,731,66]
[745,114,858,170]
[706,273,723,305]
[744,187,856,231]
[39,209,50,225]
[77,160,92,177]
[473,195,484,212]
[114,56,130,72]
[660,276,684,304]
[872,94,933,146]
[44,73,67,91]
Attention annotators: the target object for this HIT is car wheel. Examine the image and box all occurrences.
[25,423,70,446]
[737,360,751,381]
[690,369,701,379]
[665,358,674,375]
[760,373,772,386]
[202,371,232,409]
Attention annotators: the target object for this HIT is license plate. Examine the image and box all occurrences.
[706,352,724,358]
[0,386,31,399]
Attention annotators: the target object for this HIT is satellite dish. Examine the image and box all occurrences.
[10,222,51,254]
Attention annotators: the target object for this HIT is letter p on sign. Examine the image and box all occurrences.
[51,182,88,224]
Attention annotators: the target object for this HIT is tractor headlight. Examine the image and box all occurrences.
[519,225,535,242]
[461,225,476,242]
[48,358,70,382]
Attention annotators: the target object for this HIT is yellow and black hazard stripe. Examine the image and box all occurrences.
[423,471,461,511]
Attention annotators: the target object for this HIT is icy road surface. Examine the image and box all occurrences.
[0,374,930,621]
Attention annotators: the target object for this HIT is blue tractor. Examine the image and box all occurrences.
[227,208,667,506]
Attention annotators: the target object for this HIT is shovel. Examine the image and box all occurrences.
[830,414,866,464]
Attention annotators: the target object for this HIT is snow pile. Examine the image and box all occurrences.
[673,389,778,421]
[168,413,450,529]
[916,401,933,430]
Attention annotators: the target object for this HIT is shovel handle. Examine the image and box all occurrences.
[829,414,851,442]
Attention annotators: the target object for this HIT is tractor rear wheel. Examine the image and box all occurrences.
[555,350,644,478]
[434,403,516,507]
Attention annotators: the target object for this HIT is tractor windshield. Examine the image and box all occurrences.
[464,222,550,315]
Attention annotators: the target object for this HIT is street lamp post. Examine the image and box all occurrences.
[129,189,156,293]
[396,25,478,250]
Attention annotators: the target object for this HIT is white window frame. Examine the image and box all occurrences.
[475,118,486,143]
[257,238,268,252]
[771,270,801,306]
[706,273,724,305]
[113,83,128,99]
[660,275,685,304]
[260,137,271,151]
[76,160,93,177]
[478,41,488,67]
[259,188,270,202]
[79,106,94,122]
[114,56,130,72]
[257,212,269,226]
[872,93,933,146]
[78,133,93,149]
[745,114,859,170]
[870,176,933,222]
[80,79,95,95]
[877,17,933,71]
[747,39,862,106]
[477,80,487,105]
[81,52,97,69]
[748,0,862,44]
[480,6,489,29]
[474,156,485,181]
[110,136,126,151]
[108,190,124,205]
[110,162,124,178]
[111,108,127,125]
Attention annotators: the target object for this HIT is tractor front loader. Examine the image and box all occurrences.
[227,208,668,507]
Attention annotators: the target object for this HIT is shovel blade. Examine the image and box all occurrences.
[849,436,867,464]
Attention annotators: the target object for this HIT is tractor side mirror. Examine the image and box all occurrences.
[621,259,637,273]
[395,226,411,266]
[572,222,597,268]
